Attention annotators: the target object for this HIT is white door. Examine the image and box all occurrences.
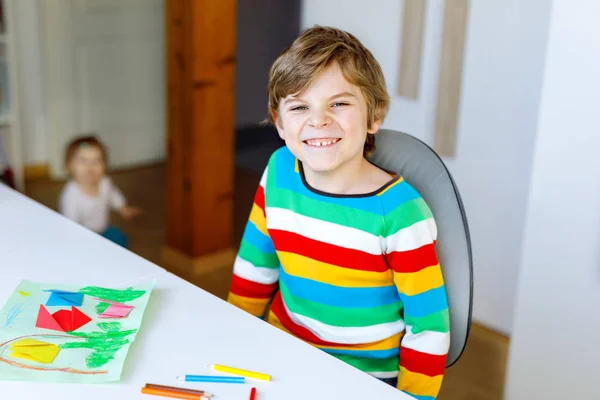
[42,0,165,177]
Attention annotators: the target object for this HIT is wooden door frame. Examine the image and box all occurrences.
[161,0,237,272]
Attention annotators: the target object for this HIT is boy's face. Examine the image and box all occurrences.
[275,63,380,175]
[68,146,105,186]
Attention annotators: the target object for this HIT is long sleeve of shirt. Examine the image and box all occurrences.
[227,166,280,317]
[383,195,450,399]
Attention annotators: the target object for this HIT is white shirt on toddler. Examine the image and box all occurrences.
[59,177,126,233]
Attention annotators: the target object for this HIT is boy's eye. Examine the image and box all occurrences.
[332,102,349,107]
[290,105,308,111]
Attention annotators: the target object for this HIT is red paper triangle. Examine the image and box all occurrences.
[35,305,65,332]
[52,309,73,331]
[70,306,91,331]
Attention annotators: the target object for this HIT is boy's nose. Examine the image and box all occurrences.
[308,110,331,129]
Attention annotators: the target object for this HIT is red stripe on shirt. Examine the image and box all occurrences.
[269,229,388,273]
[386,242,439,273]
[254,185,266,215]
[230,274,278,299]
[399,346,447,377]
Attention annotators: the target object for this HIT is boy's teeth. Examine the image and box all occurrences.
[306,138,339,146]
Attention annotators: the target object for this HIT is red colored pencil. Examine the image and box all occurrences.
[249,387,257,400]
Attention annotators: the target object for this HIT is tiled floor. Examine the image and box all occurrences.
[25,163,508,400]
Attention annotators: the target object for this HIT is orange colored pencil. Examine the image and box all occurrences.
[145,383,212,397]
[141,386,204,399]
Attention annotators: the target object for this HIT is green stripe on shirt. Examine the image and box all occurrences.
[238,239,280,268]
[268,188,383,236]
[404,309,450,334]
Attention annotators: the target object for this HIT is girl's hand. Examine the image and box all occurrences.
[120,205,143,221]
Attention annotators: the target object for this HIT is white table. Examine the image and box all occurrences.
[0,185,412,399]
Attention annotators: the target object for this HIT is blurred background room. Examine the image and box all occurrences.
[1,1,598,399]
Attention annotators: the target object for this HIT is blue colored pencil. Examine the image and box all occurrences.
[177,375,246,384]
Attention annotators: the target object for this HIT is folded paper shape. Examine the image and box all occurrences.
[35,305,91,332]
[99,303,134,319]
[9,338,61,364]
[93,298,134,319]
[44,290,84,307]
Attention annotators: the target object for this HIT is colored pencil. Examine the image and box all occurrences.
[209,364,271,381]
[144,383,213,398]
[141,386,210,400]
[177,375,245,384]
[249,387,257,400]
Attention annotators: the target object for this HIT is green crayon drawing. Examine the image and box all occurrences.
[79,286,146,303]
[96,322,121,333]
[95,302,111,314]
[60,322,137,369]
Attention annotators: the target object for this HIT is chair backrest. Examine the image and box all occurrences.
[368,129,473,367]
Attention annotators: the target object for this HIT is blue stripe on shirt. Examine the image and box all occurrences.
[242,221,276,254]
[280,268,400,308]
[398,286,448,318]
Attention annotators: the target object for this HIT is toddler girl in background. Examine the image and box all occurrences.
[59,135,142,248]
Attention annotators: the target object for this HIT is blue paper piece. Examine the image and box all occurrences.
[44,290,84,307]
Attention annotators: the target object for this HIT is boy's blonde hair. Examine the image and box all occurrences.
[267,25,390,155]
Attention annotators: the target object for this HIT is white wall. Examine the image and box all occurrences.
[505,1,600,398]
[301,0,552,335]
[443,1,551,335]
[14,0,47,165]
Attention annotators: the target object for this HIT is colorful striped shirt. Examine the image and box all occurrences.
[228,147,450,399]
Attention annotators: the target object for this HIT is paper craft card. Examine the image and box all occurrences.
[0,279,154,383]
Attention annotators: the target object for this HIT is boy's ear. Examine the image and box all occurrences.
[367,117,382,134]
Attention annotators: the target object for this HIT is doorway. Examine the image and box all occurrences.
[234,0,301,174]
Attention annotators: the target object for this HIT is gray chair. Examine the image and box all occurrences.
[368,129,473,367]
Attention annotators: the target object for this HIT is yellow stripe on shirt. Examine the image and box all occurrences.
[393,264,444,296]
[397,366,444,397]
[278,252,393,288]
[248,203,269,236]
[228,293,269,317]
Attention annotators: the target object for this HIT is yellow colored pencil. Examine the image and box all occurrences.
[209,364,271,381]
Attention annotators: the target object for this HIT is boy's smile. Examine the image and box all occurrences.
[303,137,341,147]
[274,63,381,192]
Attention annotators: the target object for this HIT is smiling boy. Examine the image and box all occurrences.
[228,26,450,399]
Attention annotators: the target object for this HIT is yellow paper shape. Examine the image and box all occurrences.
[9,339,61,364]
